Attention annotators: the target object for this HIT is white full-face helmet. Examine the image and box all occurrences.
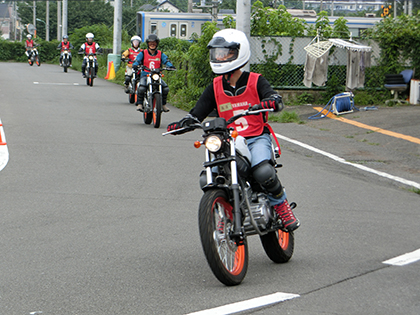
[86,33,94,41]
[207,29,251,75]
[27,34,32,40]
[131,35,141,48]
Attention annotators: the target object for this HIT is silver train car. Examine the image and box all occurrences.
[136,11,382,41]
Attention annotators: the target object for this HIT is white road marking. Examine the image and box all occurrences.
[185,292,299,315]
[0,118,9,171]
[33,82,79,86]
[275,133,420,190]
[383,249,420,266]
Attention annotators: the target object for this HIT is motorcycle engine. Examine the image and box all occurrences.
[244,193,275,234]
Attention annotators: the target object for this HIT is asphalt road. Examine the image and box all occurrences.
[0,62,419,315]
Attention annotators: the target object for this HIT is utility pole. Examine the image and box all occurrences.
[33,0,36,35]
[46,1,49,41]
[236,0,251,72]
[57,1,61,41]
[62,0,68,37]
[188,0,193,13]
[108,0,123,72]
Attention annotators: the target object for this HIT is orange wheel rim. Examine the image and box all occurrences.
[212,197,244,275]
[277,230,290,250]
[230,245,245,275]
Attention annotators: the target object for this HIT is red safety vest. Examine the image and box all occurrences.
[61,41,70,51]
[213,72,267,138]
[26,40,34,48]
[143,50,161,71]
[84,42,96,55]
[128,48,141,64]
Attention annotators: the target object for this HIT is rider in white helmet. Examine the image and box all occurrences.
[25,34,37,61]
[78,33,102,78]
[121,35,142,93]
[167,29,299,232]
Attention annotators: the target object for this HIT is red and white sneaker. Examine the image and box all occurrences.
[274,200,300,231]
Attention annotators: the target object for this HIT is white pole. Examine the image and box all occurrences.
[62,0,67,38]
[46,1,49,41]
[57,1,61,41]
[236,0,251,72]
[113,0,123,55]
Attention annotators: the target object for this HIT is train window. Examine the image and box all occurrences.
[170,24,177,37]
[180,24,187,37]
[151,23,157,34]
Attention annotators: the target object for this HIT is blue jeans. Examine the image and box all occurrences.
[246,134,287,206]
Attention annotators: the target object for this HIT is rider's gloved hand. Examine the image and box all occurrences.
[167,115,199,134]
[251,94,283,112]
[167,66,176,70]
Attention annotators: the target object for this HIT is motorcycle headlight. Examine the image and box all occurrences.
[151,73,160,81]
[205,135,222,152]
[88,55,94,60]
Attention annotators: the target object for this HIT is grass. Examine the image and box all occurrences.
[269,111,303,124]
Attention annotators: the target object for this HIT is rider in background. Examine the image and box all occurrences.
[78,33,102,78]
[57,35,74,67]
[121,35,142,93]
[167,29,300,232]
[25,34,37,62]
[132,34,175,113]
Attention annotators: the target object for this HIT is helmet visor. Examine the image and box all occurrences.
[209,48,239,63]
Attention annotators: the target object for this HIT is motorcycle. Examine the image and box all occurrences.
[163,108,296,286]
[79,52,97,86]
[138,65,175,128]
[28,45,40,66]
[122,59,140,104]
[61,49,71,73]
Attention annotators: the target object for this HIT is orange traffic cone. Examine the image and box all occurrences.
[104,61,112,79]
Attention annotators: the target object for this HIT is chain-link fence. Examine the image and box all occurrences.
[249,36,382,89]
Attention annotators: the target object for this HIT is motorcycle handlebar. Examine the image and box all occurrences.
[162,108,273,136]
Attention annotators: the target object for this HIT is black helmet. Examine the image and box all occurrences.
[146,34,160,47]
[63,35,69,39]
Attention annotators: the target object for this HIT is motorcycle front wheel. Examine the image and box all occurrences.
[87,68,93,86]
[36,56,40,66]
[143,96,153,125]
[152,93,162,128]
[199,189,248,286]
[260,229,294,263]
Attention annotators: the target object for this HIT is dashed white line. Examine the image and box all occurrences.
[185,292,300,315]
[275,133,420,190]
[33,82,79,86]
[383,248,420,266]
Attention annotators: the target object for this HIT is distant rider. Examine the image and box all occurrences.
[132,34,175,112]
[25,34,37,62]
[121,35,142,93]
[57,35,74,67]
[78,32,102,78]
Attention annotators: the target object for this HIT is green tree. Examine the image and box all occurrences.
[366,13,420,77]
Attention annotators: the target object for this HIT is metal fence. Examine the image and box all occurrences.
[249,36,382,89]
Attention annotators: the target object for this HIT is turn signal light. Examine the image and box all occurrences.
[231,130,239,139]
[194,141,201,148]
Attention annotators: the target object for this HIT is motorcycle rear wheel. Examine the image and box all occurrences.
[152,93,162,128]
[260,229,294,263]
[199,189,248,286]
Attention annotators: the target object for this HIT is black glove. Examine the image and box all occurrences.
[167,66,176,70]
[167,115,199,134]
[251,94,283,112]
